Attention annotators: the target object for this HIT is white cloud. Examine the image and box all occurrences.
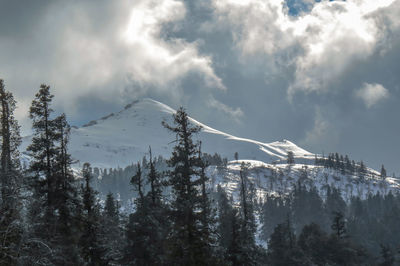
[207,96,244,122]
[121,0,225,91]
[355,82,389,108]
[211,0,399,96]
[0,0,225,130]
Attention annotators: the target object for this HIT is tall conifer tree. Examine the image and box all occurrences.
[0,79,23,265]
[162,107,214,265]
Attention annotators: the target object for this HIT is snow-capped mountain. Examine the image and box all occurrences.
[20,98,314,170]
[20,98,400,199]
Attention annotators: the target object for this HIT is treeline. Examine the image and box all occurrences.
[0,80,399,265]
[90,152,226,204]
[315,152,388,179]
[260,183,400,262]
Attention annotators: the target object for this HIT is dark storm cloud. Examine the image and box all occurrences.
[1,0,400,173]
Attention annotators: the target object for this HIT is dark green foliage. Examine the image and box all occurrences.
[267,220,305,266]
[331,211,347,239]
[102,192,122,264]
[325,186,347,218]
[93,155,168,204]
[296,222,369,266]
[2,85,400,265]
[291,183,326,232]
[123,153,168,265]
[286,151,294,165]
[25,85,81,265]
[216,185,234,251]
[260,194,290,241]
[381,165,387,179]
[298,223,328,265]
[162,107,217,265]
[79,163,107,265]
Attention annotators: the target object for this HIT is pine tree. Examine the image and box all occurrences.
[216,185,234,251]
[358,161,366,180]
[267,219,304,265]
[226,208,244,265]
[147,146,163,206]
[331,211,346,239]
[102,192,122,263]
[198,142,217,262]
[380,164,387,180]
[287,151,295,165]
[325,186,346,224]
[52,113,81,265]
[26,85,81,265]
[162,107,213,265]
[130,162,144,206]
[25,85,58,263]
[123,161,165,265]
[237,162,260,265]
[0,79,23,265]
[79,163,106,265]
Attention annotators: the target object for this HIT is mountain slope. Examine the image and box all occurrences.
[20,98,314,169]
[20,98,400,199]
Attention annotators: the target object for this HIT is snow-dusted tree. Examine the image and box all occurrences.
[79,163,106,265]
[0,79,23,265]
[102,192,122,263]
[162,107,217,265]
[26,85,81,264]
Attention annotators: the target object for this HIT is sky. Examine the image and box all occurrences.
[1,0,400,173]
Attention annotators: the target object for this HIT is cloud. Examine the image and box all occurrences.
[121,0,225,91]
[0,0,225,132]
[355,83,389,108]
[210,0,399,96]
[301,107,336,149]
[207,96,244,122]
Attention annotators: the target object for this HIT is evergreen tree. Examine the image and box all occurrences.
[325,186,347,225]
[216,185,234,252]
[298,223,329,265]
[226,208,245,266]
[380,164,387,180]
[102,192,122,264]
[261,195,290,241]
[147,146,162,206]
[52,113,81,265]
[79,163,106,265]
[358,161,366,180]
[0,79,23,265]
[162,107,214,265]
[123,162,165,265]
[130,162,144,205]
[267,219,304,266]
[237,162,263,265]
[331,211,347,239]
[292,184,326,232]
[198,142,217,260]
[26,85,80,265]
[25,85,59,264]
[287,151,295,165]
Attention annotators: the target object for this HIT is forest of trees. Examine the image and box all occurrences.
[1,80,400,265]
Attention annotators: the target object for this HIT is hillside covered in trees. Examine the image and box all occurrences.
[1,81,400,265]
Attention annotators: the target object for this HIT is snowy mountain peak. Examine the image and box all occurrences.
[22,98,314,169]
[19,97,400,198]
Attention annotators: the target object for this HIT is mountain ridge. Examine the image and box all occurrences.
[20,98,315,169]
